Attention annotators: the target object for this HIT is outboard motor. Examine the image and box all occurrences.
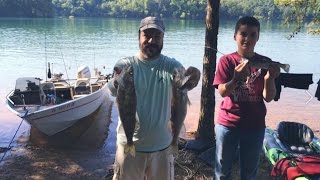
[75,66,91,96]
[77,65,91,79]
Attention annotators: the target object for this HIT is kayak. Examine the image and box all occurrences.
[263,121,320,180]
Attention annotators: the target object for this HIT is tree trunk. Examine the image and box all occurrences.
[196,0,220,142]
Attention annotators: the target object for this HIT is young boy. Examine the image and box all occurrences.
[213,16,280,179]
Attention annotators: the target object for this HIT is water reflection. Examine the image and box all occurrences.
[28,99,114,149]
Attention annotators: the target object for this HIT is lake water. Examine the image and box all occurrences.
[0,17,319,149]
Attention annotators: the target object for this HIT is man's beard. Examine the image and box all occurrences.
[140,44,162,59]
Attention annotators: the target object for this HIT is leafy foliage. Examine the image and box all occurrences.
[0,0,53,17]
[0,0,319,36]
[274,0,320,38]
[220,0,279,20]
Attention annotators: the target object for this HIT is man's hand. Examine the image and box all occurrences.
[181,66,201,90]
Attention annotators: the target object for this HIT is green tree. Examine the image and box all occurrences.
[0,0,53,17]
[274,0,320,38]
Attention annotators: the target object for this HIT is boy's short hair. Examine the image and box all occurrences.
[234,16,260,33]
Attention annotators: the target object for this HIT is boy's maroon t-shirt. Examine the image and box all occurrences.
[213,52,269,130]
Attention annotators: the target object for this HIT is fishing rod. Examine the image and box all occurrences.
[0,111,27,164]
[205,46,226,56]
[45,31,48,81]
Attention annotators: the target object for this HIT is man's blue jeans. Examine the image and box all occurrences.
[214,124,265,180]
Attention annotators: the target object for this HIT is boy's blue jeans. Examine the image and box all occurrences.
[214,124,265,180]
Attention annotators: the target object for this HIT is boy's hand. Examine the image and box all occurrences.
[233,60,250,81]
[265,64,280,80]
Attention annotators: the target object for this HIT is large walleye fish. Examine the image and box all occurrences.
[115,65,136,157]
[170,66,201,155]
[242,58,290,73]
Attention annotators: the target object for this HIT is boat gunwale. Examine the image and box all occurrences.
[6,78,109,119]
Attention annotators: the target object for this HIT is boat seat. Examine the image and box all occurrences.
[13,90,42,105]
[9,93,24,105]
[40,82,56,105]
[74,78,91,95]
[277,121,315,154]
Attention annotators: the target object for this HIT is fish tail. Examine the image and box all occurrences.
[124,144,136,157]
[170,144,179,157]
[280,64,290,73]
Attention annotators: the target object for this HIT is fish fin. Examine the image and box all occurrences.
[176,89,191,105]
[187,95,191,106]
[282,64,290,73]
[124,144,136,157]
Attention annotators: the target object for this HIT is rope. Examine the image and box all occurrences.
[0,116,25,163]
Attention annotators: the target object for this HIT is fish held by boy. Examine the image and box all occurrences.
[242,58,290,73]
[170,66,200,155]
[114,65,136,157]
